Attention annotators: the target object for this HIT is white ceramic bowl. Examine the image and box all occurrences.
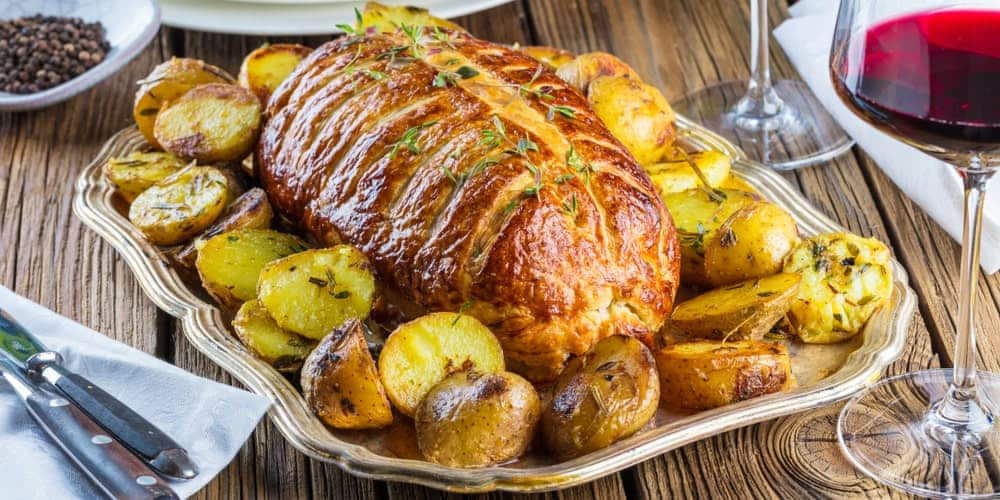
[0,0,160,112]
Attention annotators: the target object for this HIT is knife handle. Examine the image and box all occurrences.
[24,390,179,500]
[37,362,198,479]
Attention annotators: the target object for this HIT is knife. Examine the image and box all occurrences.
[0,358,179,499]
[0,308,198,480]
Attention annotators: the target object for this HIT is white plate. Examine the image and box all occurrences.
[161,0,514,35]
[0,0,160,112]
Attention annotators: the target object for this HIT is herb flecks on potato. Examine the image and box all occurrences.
[378,312,505,417]
[176,188,274,268]
[196,228,308,309]
[154,83,262,163]
[301,318,394,430]
[128,165,234,246]
[104,151,188,202]
[783,232,893,343]
[669,273,801,341]
[542,335,660,460]
[655,340,792,411]
[704,201,800,286]
[645,150,732,195]
[233,300,316,372]
[257,246,377,339]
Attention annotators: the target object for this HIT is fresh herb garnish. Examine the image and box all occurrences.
[388,120,438,158]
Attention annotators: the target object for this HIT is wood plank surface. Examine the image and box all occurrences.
[1,0,996,498]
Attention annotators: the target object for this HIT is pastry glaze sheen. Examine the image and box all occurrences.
[258,29,680,381]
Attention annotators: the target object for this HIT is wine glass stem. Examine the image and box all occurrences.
[733,0,785,121]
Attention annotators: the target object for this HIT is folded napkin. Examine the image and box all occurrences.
[774,0,1000,274]
[0,286,271,499]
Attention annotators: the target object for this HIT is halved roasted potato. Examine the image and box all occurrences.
[415,370,540,468]
[703,201,800,286]
[104,151,189,202]
[133,57,235,147]
[661,188,760,285]
[519,45,574,70]
[556,52,639,93]
[359,2,463,33]
[587,75,676,165]
[378,312,505,416]
[669,273,801,341]
[175,188,274,268]
[154,83,262,163]
[783,232,894,343]
[238,43,313,105]
[196,228,308,309]
[128,165,235,245]
[719,174,757,193]
[233,300,316,372]
[541,335,660,460]
[655,340,792,411]
[257,246,376,339]
[301,318,394,430]
[645,150,731,195]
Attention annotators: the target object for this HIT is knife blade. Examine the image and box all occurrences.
[0,307,198,480]
[0,357,179,499]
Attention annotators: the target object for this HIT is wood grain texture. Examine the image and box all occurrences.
[0,0,992,498]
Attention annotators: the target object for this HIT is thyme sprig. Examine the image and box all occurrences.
[388,120,438,159]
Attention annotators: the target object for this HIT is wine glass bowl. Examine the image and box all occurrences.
[831,1,1000,497]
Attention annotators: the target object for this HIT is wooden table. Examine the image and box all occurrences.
[3,0,995,497]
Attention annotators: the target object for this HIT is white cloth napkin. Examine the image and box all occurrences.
[774,0,1000,274]
[0,286,271,499]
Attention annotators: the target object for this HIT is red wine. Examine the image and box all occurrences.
[833,8,1000,153]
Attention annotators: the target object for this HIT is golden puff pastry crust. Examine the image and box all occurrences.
[258,29,680,381]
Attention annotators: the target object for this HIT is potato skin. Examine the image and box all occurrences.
[669,273,801,341]
[154,83,262,163]
[655,340,792,411]
[359,2,463,33]
[238,43,312,104]
[587,75,676,165]
[646,150,732,195]
[704,202,800,287]
[104,151,188,202]
[415,370,541,468]
[301,319,394,430]
[233,300,316,372]
[556,52,639,92]
[783,232,894,343]
[133,57,234,147]
[519,45,574,69]
[378,312,505,417]
[128,165,234,245]
[175,188,274,268]
[196,228,308,309]
[542,335,660,460]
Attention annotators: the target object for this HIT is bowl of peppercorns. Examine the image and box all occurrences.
[0,0,159,111]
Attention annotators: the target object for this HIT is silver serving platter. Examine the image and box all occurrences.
[74,116,915,493]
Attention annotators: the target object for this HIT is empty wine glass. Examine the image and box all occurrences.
[672,0,853,169]
[831,1,1000,497]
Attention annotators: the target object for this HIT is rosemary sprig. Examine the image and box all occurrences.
[388,120,438,158]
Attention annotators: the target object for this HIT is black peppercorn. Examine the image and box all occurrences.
[0,15,110,94]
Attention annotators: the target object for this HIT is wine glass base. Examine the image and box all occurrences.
[672,79,854,170]
[838,369,1000,498]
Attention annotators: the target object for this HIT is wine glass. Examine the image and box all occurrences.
[831,1,1000,497]
[672,0,854,170]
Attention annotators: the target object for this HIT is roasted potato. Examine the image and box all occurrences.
[359,2,463,33]
[128,165,235,245]
[175,188,274,268]
[587,76,676,165]
[661,188,760,285]
[719,175,757,193]
[196,228,308,309]
[519,45,574,70]
[233,299,316,372]
[783,232,894,343]
[378,312,505,416]
[556,52,639,93]
[415,370,540,467]
[154,83,262,163]
[655,340,792,411]
[646,150,732,195]
[238,43,313,104]
[257,246,376,339]
[301,318,394,430]
[541,335,660,460]
[104,151,188,202]
[669,273,801,341]
[703,202,800,286]
[133,57,235,147]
